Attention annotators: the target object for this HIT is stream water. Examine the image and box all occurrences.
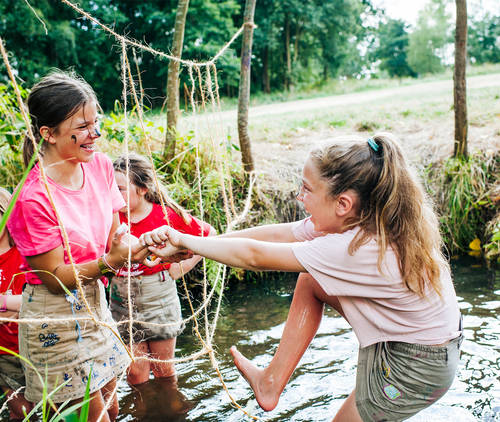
[115,256,499,422]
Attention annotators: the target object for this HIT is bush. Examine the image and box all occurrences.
[427,153,499,258]
[0,83,27,190]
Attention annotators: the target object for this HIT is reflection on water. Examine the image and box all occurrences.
[119,377,194,421]
[115,257,499,422]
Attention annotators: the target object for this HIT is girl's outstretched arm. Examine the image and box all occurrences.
[168,226,217,279]
[219,222,298,243]
[26,228,150,294]
[0,294,21,312]
[141,226,306,273]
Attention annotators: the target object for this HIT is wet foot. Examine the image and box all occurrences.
[230,346,281,412]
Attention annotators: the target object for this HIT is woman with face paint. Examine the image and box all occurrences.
[6,71,151,421]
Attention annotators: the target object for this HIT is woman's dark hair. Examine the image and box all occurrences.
[23,70,98,167]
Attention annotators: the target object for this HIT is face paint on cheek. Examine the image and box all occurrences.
[71,135,77,144]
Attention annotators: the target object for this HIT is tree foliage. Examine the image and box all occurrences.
[467,12,500,64]
[0,0,498,109]
[408,0,451,75]
[375,18,416,78]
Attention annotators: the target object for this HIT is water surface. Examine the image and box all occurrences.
[116,257,499,421]
[1,258,497,421]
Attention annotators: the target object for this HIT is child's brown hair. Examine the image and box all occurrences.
[113,153,192,225]
[310,133,447,296]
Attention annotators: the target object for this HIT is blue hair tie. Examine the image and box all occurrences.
[367,137,379,152]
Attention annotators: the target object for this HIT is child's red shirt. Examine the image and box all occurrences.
[0,246,26,354]
[116,203,212,277]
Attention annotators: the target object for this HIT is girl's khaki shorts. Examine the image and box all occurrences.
[20,282,130,403]
[110,271,185,344]
[0,354,25,390]
[355,333,463,422]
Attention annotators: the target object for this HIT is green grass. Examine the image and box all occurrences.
[1,64,499,263]
[0,346,92,421]
[426,154,499,255]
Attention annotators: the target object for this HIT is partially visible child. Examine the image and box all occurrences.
[111,153,216,385]
[0,188,33,420]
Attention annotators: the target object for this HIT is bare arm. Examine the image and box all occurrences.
[0,294,21,312]
[27,229,150,295]
[107,212,121,250]
[0,295,22,325]
[0,310,19,325]
[168,226,217,280]
[142,226,306,273]
[219,222,298,243]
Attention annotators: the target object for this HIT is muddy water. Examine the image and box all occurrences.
[0,258,495,421]
[114,256,499,422]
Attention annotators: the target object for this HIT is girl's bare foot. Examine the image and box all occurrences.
[230,346,282,411]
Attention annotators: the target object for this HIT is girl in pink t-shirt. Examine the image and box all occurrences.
[110,153,215,386]
[7,72,150,422]
[140,134,462,422]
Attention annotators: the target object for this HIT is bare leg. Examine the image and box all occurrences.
[332,390,363,422]
[69,389,110,422]
[149,338,177,379]
[127,342,151,385]
[101,378,119,422]
[2,388,33,420]
[231,272,344,411]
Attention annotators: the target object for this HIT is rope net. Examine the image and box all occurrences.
[0,0,259,419]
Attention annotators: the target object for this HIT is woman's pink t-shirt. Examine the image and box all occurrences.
[291,218,461,348]
[7,152,125,285]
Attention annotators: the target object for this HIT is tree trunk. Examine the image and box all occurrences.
[322,63,328,81]
[293,22,302,64]
[284,13,292,91]
[237,0,257,174]
[163,0,190,161]
[453,0,468,159]
[262,45,271,93]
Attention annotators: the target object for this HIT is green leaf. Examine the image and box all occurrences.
[0,138,43,235]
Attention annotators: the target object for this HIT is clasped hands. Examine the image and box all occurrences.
[139,226,185,267]
[107,225,188,269]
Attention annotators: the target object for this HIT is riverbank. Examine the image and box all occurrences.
[98,71,500,263]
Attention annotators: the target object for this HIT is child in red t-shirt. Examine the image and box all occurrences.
[0,188,33,420]
[110,153,215,385]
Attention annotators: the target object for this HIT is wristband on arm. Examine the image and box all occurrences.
[97,254,119,276]
[0,295,7,312]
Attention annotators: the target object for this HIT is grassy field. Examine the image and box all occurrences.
[199,63,500,111]
[170,71,500,181]
[174,68,500,258]
[2,65,496,258]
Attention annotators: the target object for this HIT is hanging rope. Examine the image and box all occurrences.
[0,0,260,417]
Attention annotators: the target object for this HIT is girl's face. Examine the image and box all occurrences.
[115,172,147,214]
[297,157,342,233]
[43,101,100,164]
